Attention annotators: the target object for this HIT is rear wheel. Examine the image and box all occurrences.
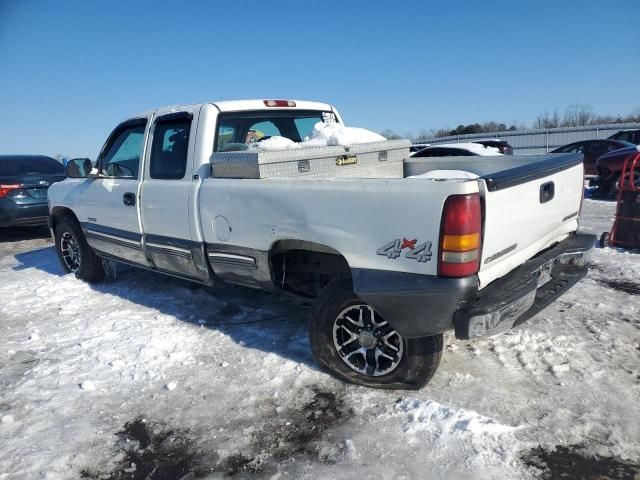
[309,280,443,389]
[55,219,105,282]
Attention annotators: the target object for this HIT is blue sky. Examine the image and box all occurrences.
[0,0,638,157]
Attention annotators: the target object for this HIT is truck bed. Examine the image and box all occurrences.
[198,152,583,291]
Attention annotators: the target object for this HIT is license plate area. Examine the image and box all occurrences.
[26,188,48,199]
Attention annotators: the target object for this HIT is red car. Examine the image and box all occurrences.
[596,146,640,193]
[551,139,634,176]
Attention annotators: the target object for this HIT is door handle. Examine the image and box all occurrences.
[123,192,136,206]
[539,181,554,204]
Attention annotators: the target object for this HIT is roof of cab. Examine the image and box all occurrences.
[213,99,333,112]
[131,99,334,119]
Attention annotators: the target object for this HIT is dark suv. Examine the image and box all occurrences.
[608,129,640,145]
[0,155,65,227]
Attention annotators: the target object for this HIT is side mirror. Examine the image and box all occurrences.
[65,158,93,178]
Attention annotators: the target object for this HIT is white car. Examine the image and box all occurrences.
[48,99,594,390]
[410,142,503,157]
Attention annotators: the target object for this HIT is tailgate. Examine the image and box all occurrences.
[478,153,584,288]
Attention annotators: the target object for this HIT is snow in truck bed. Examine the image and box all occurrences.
[0,198,639,479]
[252,121,387,151]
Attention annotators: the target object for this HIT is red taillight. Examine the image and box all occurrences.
[0,184,21,198]
[439,193,482,277]
[263,99,296,107]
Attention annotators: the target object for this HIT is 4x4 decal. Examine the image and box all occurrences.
[377,238,432,262]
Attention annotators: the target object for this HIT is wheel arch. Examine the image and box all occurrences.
[49,207,81,231]
[269,239,353,298]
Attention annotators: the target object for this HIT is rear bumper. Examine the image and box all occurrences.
[454,232,596,339]
[0,202,49,227]
[352,233,595,339]
[352,270,478,338]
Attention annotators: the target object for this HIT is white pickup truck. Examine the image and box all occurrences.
[48,99,595,389]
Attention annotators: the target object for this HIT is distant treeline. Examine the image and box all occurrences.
[381,104,640,142]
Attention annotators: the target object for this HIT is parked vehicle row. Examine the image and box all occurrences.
[410,130,640,195]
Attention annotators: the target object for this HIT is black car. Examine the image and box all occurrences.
[608,129,640,145]
[410,143,431,153]
[0,155,65,227]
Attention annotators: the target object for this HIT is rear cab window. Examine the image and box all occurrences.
[214,110,337,152]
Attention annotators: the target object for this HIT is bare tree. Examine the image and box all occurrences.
[535,110,560,129]
[379,129,403,140]
[562,104,593,127]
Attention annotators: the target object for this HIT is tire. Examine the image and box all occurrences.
[309,280,443,390]
[599,232,610,248]
[54,219,105,283]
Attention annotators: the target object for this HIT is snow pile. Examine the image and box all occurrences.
[301,121,386,146]
[395,398,519,438]
[252,122,386,151]
[392,397,520,448]
[253,136,301,150]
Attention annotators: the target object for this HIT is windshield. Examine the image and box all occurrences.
[0,155,64,177]
[214,110,337,152]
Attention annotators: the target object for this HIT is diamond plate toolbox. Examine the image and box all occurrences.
[210,139,411,179]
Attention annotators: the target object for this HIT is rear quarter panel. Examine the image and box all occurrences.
[198,177,478,276]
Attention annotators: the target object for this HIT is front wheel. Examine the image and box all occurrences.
[54,219,105,282]
[309,280,443,390]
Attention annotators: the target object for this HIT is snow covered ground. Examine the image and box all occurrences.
[0,199,639,479]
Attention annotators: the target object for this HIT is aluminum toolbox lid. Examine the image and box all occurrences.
[210,139,411,166]
[210,139,410,179]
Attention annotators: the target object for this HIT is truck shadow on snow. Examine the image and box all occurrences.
[0,225,50,243]
[14,248,357,477]
[13,246,319,369]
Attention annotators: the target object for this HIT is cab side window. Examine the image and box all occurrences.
[100,123,147,178]
[150,117,192,180]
